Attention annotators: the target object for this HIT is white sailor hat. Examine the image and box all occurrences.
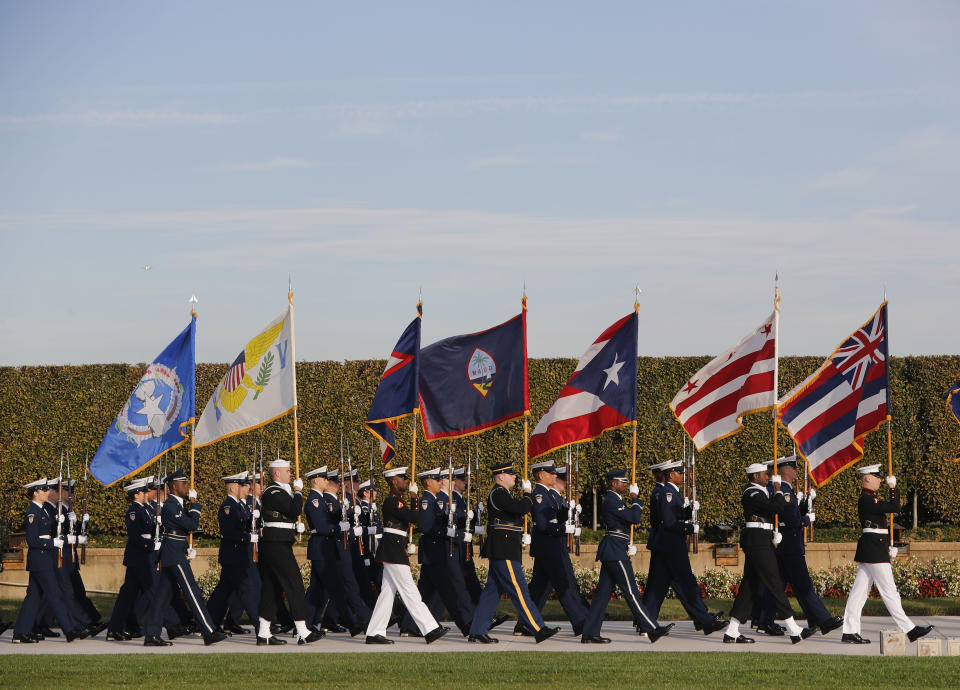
[24,477,49,490]
[268,458,291,469]
[140,475,155,488]
[325,469,342,481]
[416,467,441,480]
[304,466,328,479]
[48,476,63,487]
[358,479,372,490]
[766,455,798,468]
[453,467,467,478]
[222,471,248,484]
[660,460,684,473]
[124,478,147,492]
[745,462,768,475]
[384,466,409,479]
[531,460,557,474]
[858,464,883,477]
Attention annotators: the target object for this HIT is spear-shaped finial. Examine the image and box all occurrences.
[189,294,198,318]
[634,285,642,313]
[522,280,527,311]
[288,274,294,306]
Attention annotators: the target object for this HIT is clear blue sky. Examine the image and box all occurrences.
[1,1,958,365]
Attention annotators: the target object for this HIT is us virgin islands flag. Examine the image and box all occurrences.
[91,317,196,486]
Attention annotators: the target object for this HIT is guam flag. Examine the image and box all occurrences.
[418,309,528,440]
[91,317,196,486]
[365,304,422,466]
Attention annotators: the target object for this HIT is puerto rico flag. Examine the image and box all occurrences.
[528,312,637,459]
[365,304,422,466]
[778,303,889,486]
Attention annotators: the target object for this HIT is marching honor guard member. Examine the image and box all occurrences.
[365,466,449,645]
[256,458,321,646]
[357,480,383,588]
[640,461,726,635]
[12,479,87,643]
[322,468,372,633]
[454,468,485,604]
[143,470,226,647]
[206,471,260,635]
[61,479,104,634]
[106,478,155,640]
[468,462,558,644]
[841,465,933,644]
[723,463,814,645]
[581,469,672,644]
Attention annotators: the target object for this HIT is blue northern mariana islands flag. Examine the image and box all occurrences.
[91,317,196,486]
[365,304,422,466]
[418,311,528,440]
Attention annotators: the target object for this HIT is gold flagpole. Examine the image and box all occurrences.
[885,294,894,543]
[188,295,198,556]
[629,286,640,546]
[522,286,530,542]
[289,279,300,481]
[773,276,780,536]
[409,294,422,545]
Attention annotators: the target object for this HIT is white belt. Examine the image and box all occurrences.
[140,533,152,539]
[263,521,296,529]
[383,527,407,537]
[862,527,888,535]
[745,521,773,530]
[38,536,51,540]
[309,529,317,534]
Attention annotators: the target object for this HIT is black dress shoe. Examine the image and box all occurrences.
[296,630,324,645]
[791,627,816,644]
[647,624,674,644]
[38,626,61,638]
[907,625,934,642]
[0,621,10,637]
[166,624,185,640]
[65,627,90,642]
[572,621,584,636]
[757,623,785,636]
[723,633,755,644]
[841,633,871,644]
[701,619,728,636]
[271,622,294,636]
[513,623,533,637]
[534,626,560,643]
[256,635,287,646]
[125,628,143,639]
[819,616,843,636]
[144,635,173,647]
[490,614,510,631]
[366,634,394,645]
[203,630,228,646]
[86,621,109,638]
[324,623,348,634]
[349,623,367,638]
[223,622,250,635]
[425,625,450,644]
[468,634,498,643]
[581,635,611,644]
[12,633,38,644]
[106,630,132,641]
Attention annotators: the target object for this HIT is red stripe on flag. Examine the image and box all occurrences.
[528,405,630,458]
[673,338,775,416]
[810,444,862,485]
[679,371,774,435]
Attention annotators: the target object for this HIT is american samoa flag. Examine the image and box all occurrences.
[778,302,889,486]
[528,312,637,459]
[365,304,421,466]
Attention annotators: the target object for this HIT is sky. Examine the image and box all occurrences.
[1,1,959,366]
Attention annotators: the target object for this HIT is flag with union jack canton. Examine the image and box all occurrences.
[778,302,889,486]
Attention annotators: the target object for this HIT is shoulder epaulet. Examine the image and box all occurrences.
[742,485,762,497]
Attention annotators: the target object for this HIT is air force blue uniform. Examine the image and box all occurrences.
[107,500,155,634]
[206,495,260,628]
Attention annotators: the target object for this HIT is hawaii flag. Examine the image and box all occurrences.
[195,305,297,447]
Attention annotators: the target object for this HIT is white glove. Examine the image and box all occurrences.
[296,522,306,534]
[367,526,377,535]
[568,500,577,510]
[156,515,162,526]
[67,535,77,545]
[808,489,817,501]
[628,483,639,496]
[807,512,816,523]
[796,491,805,501]
[467,510,474,520]
[187,547,197,560]
[564,523,575,534]
[772,531,783,545]
[574,503,582,514]
[353,505,362,516]
[475,525,485,535]
[408,482,418,494]
[293,478,303,491]
[462,531,473,543]
[771,474,782,485]
[574,527,582,537]
[77,535,88,545]
[627,544,637,556]
[476,501,484,514]
[352,525,363,537]
[58,514,65,523]
[188,489,197,500]
[406,543,417,555]
[446,527,457,538]
[68,511,77,521]
[889,546,899,558]
[886,476,896,488]
[338,520,351,532]
[154,540,161,551]
[250,534,259,543]
[692,524,700,535]
[521,479,532,492]
[82,513,90,523]
[53,537,64,548]
[252,509,261,519]
[521,533,532,546]
[692,500,700,511]
[683,497,691,508]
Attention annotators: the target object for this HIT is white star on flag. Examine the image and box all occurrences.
[603,353,624,389]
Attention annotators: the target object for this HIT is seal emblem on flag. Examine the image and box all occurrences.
[115,364,184,447]
[467,347,497,397]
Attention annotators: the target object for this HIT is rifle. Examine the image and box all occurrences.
[80,452,89,564]
[574,445,581,556]
[56,450,64,567]
[564,447,573,553]
[154,454,164,571]
[347,438,364,556]
[464,450,472,563]
[447,456,456,557]
[66,450,76,562]
[475,439,484,554]
[691,447,699,554]
[340,433,348,549]
[366,439,377,562]
[251,445,259,564]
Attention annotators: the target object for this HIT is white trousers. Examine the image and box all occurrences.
[365,562,439,638]
[842,562,914,634]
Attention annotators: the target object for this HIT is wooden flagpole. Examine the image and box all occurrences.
[188,295,198,556]
[772,277,780,536]
[629,286,640,546]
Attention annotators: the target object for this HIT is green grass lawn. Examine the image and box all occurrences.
[0,652,958,689]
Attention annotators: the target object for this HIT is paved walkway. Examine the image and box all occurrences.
[1,617,957,656]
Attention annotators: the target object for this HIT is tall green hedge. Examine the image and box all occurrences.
[2,356,959,537]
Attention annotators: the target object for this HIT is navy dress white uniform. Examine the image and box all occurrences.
[524,461,587,634]
[144,470,220,644]
[364,466,447,644]
[206,472,260,630]
[639,461,721,633]
[106,478,156,639]
[841,464,932,643]
[12,479,84,643]
[468,462,557,643]
[582,469,667,643]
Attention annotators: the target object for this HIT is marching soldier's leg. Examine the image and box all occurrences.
[467,566,505,637]
[841,565,872,636]
[12,575,43,640]
[549,553,588,631]
[639,551,671,619]
[581,563,615,638]
[662,550,717,626]
[387,563,441,635]
[205,569,234,629]
[871,563,915,633]
[609,559,657,633]
[169,563,216,636]
[496,560,546,634]
[365,565,399,638]
[782,554,839,632]
[460,557,483,604]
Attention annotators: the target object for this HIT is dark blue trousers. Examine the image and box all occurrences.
[207,563,260,628]
[757,552,831,627]
[14,569,78,635]
[640,548,714,624]
[144,562,215,637]
[527,550,588,626]
[408,554,475,635]
[468,559,544,636]
[108,562,154,632]
[461,555,483,604]
[583,559,658,636]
